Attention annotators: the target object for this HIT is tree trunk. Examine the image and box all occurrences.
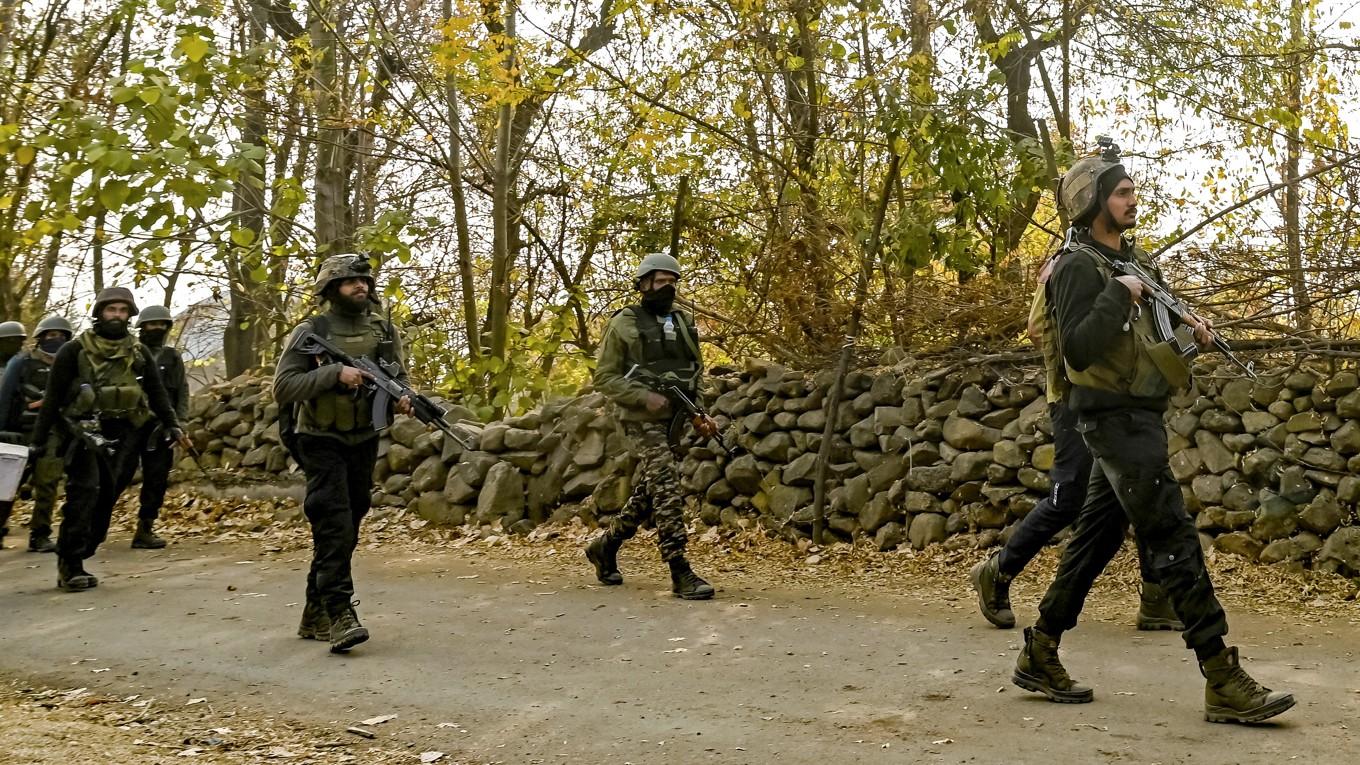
[1284,0,1309,331]
[487,0,518,411]
[310,0,349,253]
[443,0,480,368]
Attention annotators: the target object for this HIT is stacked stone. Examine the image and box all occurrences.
[185,374,291,474]
[1172,365,1360,576]
[178,360,1360,575]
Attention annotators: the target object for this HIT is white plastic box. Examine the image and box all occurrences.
[0,441,28,502]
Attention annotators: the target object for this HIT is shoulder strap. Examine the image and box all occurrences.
[672,310,701,361]
[310,313,330,339]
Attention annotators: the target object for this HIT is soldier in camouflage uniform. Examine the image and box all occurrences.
[585,253,717,600]
[0,316,71,551]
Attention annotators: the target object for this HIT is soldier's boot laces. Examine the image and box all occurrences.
[1012,627,1094,703]
[970,552,1015,629]
[57,557,98,593]
[586,534,623,585]
[1136,582,1184,631]
[297,599,331,641]
[1200,646,1295,724]
[132,519,168,549]
[668,558,714,600]
[329,601,370,653]
[28,534,56,553]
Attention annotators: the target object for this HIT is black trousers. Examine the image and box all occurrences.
[999,402,1158,583]
[56,421,144,562]
[1037,408,1228,650]
[295,434,379,616]
[138,429,175,521]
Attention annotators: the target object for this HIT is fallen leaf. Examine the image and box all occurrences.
[360,713,398,726]
[419,753,445,763]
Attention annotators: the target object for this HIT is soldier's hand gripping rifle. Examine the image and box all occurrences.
[1093,249,1257,379]
[663,384,739,459]
[294,332,474,450]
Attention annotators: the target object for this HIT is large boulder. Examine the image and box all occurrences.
[573,430,607,467]
[1195,431,1236,474]
[388,415,427,448]
[475,462,525,525]
[1317,527,1360,575]
[724,454,764,495]
[411,455,450,493]
[1298,491,1345,536]
[908,513,948,549]
[942,417,1002,450]
[858,494,901,534]
[783,452,820,485]
[752,432,794,462]
[950,451,993,482]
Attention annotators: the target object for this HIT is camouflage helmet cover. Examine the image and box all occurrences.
[633,252,682,284]
[0,320,26,339]
[92,286,140,318]
[34,315,74,337]
[136,304,174,327]
[314,254,377,297]
[1058,140,1126,224]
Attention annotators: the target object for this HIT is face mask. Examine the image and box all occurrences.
[640,284,676,315]
[39,337,66,354]
[140,328,168,347]
[93,318,129,339]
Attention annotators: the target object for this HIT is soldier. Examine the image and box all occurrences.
[129,305,188,549]
[1010,145,1294,724]
[274,255,411,653]
[584,252,717,600]
[969,255,1182,632]
[0,321,25,369]
[29,289,188,591]
[0,316,74,552]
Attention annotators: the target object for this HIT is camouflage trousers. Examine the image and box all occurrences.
[606,420,689,562]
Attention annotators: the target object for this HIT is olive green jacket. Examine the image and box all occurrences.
[593,308,702,422]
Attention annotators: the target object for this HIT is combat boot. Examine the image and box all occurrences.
[1199,646,1295,724]
[57,557,98,592]
[28,533,56,553]
[297,599,331,640]
[668,558,714,600]
[1136,582,1184,631]
[1013,627,1094,703]
[329,602,370,653]
[970,552,1015,629]
[586,534,623,585]
[132,519,168,549]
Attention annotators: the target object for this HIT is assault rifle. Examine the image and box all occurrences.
[625,365,737,458]
[1085,244,1257,379]
[294,332,474,450]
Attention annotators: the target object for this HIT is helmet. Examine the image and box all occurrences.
[0,321,26,339]
[34,315,74,337]
[314,254,377,295]
[633,252,682,284]
[91,287,140,318]
[1058,138,1126,224]
[136,304,174,327]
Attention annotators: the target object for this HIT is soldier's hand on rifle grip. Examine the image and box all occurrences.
[1183,313,1215,350]
[395,395,413,416]
[644,392,669,413]
[172,428,192,450]
[1116,275,1146,301]
[693,415,719,439]
[338,366,370,390]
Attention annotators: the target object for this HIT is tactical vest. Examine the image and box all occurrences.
[625,306,700,394]
[68,332,151,426]
[1033,286,1068,403]
[15,351,54,432]
[296,312,395,435]
[1056,245,1173,399]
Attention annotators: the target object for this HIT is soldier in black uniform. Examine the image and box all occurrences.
[274,255,412,652]
[30,288,188,591]
[130,305,189,549]
[1010,143,1295,724]
[0,316,72,551]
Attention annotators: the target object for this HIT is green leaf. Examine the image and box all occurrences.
[13,145,35,165]
[139,87,162,105]
[230,227,256,246]
[98,180,130,211]
[179,33,211,63]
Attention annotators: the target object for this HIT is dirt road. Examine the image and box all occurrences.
[1,528,1357,765]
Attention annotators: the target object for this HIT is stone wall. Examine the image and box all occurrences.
[182,359,1360,577]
